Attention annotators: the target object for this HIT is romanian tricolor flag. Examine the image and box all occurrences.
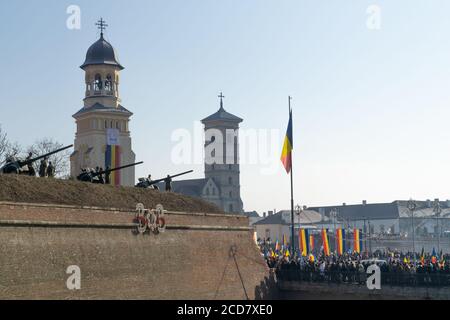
[299,229,309,257]
[285,249,290,258]
[275,239,281,252]
[105,145,121,186]
[336,228,345,256]
[280,108,293,174]
[283,234,288,248]
[353,229,361,254]
[431,248,437,264]
[322,229,330,256]
[310,234,314,252]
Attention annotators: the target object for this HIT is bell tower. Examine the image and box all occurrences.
[70,19,136,186]
[202,93,244,213]
[81,19,123,109]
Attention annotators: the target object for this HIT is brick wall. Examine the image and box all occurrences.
[0,202,274,300]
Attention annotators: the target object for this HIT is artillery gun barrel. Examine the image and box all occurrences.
[96,161,144,177]
[147,170,194,186]
[18,145,73,167]
[168,170,194,180]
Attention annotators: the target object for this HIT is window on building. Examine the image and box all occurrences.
[229,164,232,170]
[105,75,113,92]
[94,74,103,91]
[229,204,233,212]
[229,191,232,198]
[228,177,232,185]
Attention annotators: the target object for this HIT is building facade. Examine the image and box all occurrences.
[70,23,136,186]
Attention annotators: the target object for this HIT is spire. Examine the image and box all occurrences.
[218,92,225,110]
[96,18,108,38]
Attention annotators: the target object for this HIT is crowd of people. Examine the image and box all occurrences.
[260,244,450,288]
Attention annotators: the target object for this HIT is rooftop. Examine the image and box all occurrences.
[80,34,124,70]
[73,103,132,118]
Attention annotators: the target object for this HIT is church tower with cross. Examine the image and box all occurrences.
[200,93,244,213]
[70,19,136,186]
[154,93,244,213]
[151,93,245,213]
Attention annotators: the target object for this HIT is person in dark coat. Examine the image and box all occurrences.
[164,175,172,192]
[25,152,36,176]
[46,161,55,178]
[105,166,111,184]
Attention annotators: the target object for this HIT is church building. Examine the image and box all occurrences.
[166,94,245,214]
[70,20,136,186]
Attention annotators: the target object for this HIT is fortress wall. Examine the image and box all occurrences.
[0,202,272,300]
[278,281,450,300]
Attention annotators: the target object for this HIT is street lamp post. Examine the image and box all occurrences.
[295,204,302,256]
[363,217,367,255]
[330,208,338,253]
[433,199,442,254]
[407,199,417,264]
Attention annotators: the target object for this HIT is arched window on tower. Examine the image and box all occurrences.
[229,204,233,212]
[228,177,233,185]
[94,74,103,92]
[105,75,113,94]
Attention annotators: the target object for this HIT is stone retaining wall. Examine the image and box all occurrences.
[0,202,273,300]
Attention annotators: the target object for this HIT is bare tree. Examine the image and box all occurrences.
[0,125,7,164]
[0,125,22,166]
[27,138,71,178]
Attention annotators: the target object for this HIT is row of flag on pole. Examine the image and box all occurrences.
[271,228,365,258]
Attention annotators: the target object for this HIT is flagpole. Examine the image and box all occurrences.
[289,96,295,255]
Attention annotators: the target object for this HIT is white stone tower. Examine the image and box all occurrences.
[70,19,136,186]
[201,93,244,213]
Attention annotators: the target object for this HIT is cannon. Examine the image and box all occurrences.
[0,145,73,175]
[136,170,194,190]
[77,161,144,184]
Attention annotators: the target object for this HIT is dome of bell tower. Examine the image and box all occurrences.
[80,34,124,70]
[80,18,123,70]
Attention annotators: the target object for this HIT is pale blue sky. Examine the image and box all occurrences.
[0,1,449,213]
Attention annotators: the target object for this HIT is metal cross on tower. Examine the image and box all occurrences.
[96,18,108,36]
[218,92,225,109]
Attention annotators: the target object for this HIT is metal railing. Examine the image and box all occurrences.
[275,267,450,288]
